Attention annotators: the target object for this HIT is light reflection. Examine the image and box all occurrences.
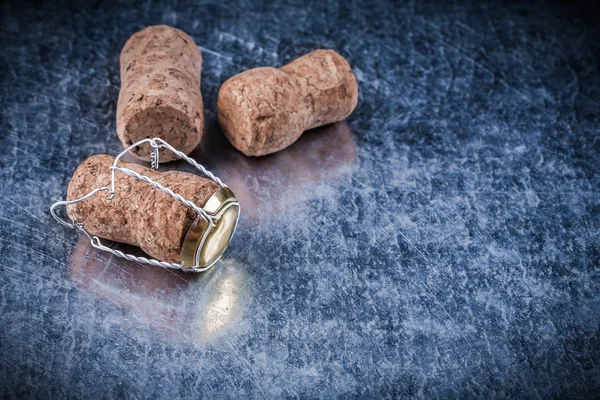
[191,268,244,338]
[193,121,358,222]
[69,235,249,345]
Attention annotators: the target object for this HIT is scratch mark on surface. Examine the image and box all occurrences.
[198,46,234,63]
[395,230,476,353]
[1,194,59,235]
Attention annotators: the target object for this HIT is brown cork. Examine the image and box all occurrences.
[66,155,219,262]
[217,49,359,156]
[117,25,204,162]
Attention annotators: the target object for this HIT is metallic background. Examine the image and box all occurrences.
[1,0,599,398]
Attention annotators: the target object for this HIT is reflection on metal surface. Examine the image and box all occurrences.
[69,235,249,344]
[191,269,243,337]
[194,121,357,222]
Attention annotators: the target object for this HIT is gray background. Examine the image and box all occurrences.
[1,0,599,398]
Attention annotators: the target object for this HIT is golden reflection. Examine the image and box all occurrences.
[190,262,245,338]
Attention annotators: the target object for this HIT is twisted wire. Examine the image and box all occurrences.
[109,166,211,221]
[90,236,211,272]
[152,138,226,188]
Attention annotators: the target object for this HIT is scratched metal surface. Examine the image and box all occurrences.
[1,0,599,398]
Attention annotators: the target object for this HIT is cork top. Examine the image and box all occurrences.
[117,25,204,162]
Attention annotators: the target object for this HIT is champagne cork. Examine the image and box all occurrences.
[66,155,238,268]
[217,49,359,156]
[117,25,204,162]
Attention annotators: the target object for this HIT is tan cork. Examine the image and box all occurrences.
[217,49,359,156]
[117,25,204,162]
[66,155,219,262]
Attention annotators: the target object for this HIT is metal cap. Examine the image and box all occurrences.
[180,187,240,269]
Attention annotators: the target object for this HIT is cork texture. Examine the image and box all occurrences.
[66,155,219,263]
[117,25,204,162]
[217,49,358,156]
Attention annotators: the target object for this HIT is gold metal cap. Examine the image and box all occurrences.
[180,187,240,270]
